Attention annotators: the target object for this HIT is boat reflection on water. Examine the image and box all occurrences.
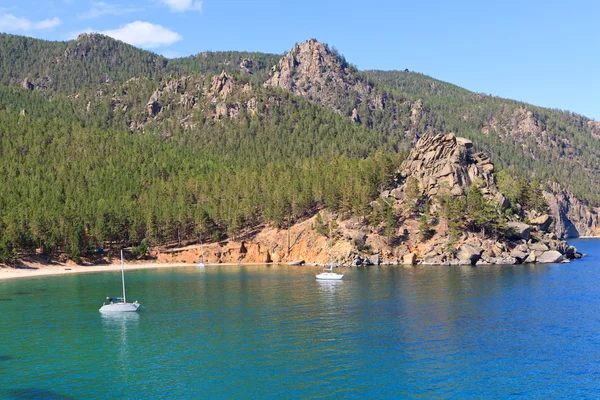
[101,310,140,325]
[316,279,344,289]
[101,310,139,379]
[316,279,345,307]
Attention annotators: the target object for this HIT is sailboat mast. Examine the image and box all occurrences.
[329,222,333,271]
[121,250,126,303]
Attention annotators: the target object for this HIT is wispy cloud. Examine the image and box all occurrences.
[0,13,61,31]
[35,17,61,29]
[72,21,182,48]
[77,1,139,20]
[161,0,202,12]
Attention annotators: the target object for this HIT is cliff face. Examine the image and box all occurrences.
[543,183,600,238]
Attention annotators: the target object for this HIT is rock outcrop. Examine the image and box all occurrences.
[265,39,371,116]
[385,132,581,265]
[543,182,600,238]
[397,132,499,197]
[263,38,422,139]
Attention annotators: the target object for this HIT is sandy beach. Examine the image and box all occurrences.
[0,261,204,281]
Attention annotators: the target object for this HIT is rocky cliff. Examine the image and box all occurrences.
[543,182,600,238]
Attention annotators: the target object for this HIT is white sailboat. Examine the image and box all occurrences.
[99,250,140,312]
[316,223,344,280]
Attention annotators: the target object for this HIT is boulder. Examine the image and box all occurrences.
[422,254,443,265]
[370,254,381,265]
[530,214,553,232]
[506,222,531,240]
[350,108,361,123]
[529,242,549,252]
[403,252,417,265]
[565,245,578,259]
[352,233,367,247]
[287,260,304,266]
[510,248,529,262]
[494,192,510,208]
[536,250,564,263]
[524,251,536,263]
[21,78,34,90]
[457,244,482,265]
[490,256,518,265]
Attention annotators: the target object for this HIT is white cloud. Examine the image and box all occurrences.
[161,0,202,12]
[35,17,61,29]
[96,21,182,48]
[0,13,61,31]
[78,1,139,20]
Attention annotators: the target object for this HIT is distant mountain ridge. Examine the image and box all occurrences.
[0,33,279,93]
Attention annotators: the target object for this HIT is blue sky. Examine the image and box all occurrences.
[1,0,599,119]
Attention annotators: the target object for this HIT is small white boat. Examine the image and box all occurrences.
[99,250,140,313]
[316,223,343,280]
[316,262,343,280]
[316,270,344,280]
[197,244,205,268]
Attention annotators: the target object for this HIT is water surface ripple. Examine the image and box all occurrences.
[2,238,600,398]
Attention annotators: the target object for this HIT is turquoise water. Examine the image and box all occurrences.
[2,239,600,398]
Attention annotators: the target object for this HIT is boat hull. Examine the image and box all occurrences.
[316,272,344,280]
[99,301,140,312]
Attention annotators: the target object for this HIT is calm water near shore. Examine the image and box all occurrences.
[2,238,600,398]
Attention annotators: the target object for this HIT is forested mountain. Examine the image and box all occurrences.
[0,33,279,93]
[261,40,600,205]
[0,33,598,263]
[0,77,399,262]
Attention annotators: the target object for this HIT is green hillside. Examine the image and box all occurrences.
[0,33,598,261]
[366,70,600,204]
[0,84,399,262]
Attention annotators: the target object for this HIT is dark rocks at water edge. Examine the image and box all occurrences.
[369,132,584,266]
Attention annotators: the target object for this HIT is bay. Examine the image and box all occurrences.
[2,238,600,398]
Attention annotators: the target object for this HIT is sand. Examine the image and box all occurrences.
[0,261,199,281]
[0,259,288,281]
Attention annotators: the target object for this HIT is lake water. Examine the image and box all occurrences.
[2,238,600,399]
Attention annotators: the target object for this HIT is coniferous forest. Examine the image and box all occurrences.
[0,32,599,262]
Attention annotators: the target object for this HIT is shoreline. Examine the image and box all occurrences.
[0,261,272,281]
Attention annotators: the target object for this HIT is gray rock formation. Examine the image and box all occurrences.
[506,222,531,240]
[382,132,582,266]
[397,132,498,197]
[265,39,372,116]
[536,250,564,263]
[211,71,234,98]
[543,182,599,238]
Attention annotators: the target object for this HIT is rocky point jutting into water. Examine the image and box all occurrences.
[386,132,581,265]
[155,132,581,267]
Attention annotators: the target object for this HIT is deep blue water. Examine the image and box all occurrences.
[2,238,600,399]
